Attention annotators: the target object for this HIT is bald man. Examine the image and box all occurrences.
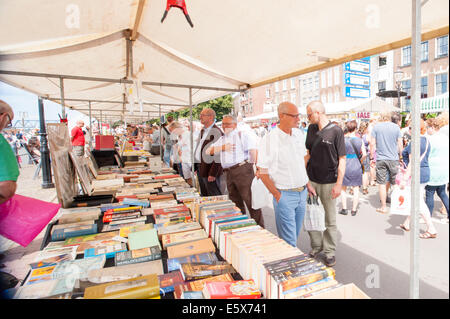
[257,102,315,247]
[71,120,86,157]
[0,100,19,204]
[304,100,346,267]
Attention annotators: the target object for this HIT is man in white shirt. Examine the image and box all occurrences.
[256,102,314,247]
[207,115,264,227]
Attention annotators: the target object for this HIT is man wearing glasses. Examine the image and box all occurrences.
[194,108,223,196]
[305,100,346,267]
[0,100,19,204]
[257,102,315,247]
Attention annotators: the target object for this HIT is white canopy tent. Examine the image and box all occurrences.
[0,0,448,299]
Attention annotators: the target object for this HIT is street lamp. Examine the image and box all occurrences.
[394,69,404,110]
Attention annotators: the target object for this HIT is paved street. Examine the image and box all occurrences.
[1,159,448,299]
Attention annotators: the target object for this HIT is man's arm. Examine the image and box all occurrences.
[0,181,17,204]
[397,138,403,159]
[304,150,316,196]
[331,156,346,199]
[258,171,281,203]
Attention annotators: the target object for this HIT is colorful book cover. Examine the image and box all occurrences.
[63,231,119,246]
[167,238,216,259]
[162,229,208,249]
[180,262,236,281]
[108,216,147,226]
[158,270,185,294]
[84,242,127,259]
[51,255,106,281]
[101,221,146,233]
[167,252,219,272]
[202,280,261,299]
[119,223,153,238]
[181,291,204,299]
[51,224,98,241]
[153,205,189,216]
[114,246,162,266]
[128,228,161,250]
[87,260,164,284]
[157,221,202,239]
[173,273,234,299]
[102,212,141,223]
[30,246,78,269]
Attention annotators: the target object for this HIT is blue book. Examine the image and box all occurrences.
[100,204,130,213]
[122,198,150,208]
[84,243,128,259]
[167,252,219,272]
[51,224,98,241]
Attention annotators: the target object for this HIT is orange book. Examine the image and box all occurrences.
[167,238,215,259]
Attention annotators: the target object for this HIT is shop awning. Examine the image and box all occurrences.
[0,0,448,121]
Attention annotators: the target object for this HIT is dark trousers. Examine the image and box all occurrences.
[224,163,264,227]
[425,184,449,218]
[197,173,222,197]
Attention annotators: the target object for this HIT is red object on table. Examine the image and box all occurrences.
[95,135,115,150]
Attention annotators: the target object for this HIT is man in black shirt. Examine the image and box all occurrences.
[305,101,346,267]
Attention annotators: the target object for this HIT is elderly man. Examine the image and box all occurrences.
[0,100,19,204]
[257,102,314,247]
[71,120,85,157]
[194,108,223,196]
[305,100,346,267]
[207,115,264,227]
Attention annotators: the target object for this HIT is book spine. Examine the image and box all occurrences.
[280,268,335,292]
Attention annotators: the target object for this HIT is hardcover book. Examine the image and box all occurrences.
[173,273,234,299]
[114,246,162,266]
[180,261,236,281]
[202,280,261,299]
[128,228,161,250]
[84,274,160,299]
[162,229,208,249]
[121,198,150,208]
[167,238,216,259]
[158,270,185,294]
[87,260,164,284]
[167,252,219,272]
[84,242,127,259]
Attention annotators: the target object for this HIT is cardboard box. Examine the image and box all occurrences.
[308,283,370,299]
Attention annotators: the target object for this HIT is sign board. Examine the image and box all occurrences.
[345,73,370,87]
[345,87,370,98]
[344,60,370,74]
[357,112,371,119]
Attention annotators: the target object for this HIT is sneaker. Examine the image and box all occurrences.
[386,196,391,204]
[324,256,336,267]
[339,209,348,215]
[308,250,320,258]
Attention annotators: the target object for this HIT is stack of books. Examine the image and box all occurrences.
[101,206,146,232]
[50,207,101,241]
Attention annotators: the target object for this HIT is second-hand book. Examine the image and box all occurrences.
[173,273,234,299]
[51,224,98,241]
[84,242,128,259]
[180,261,236,281]
[114,246,162,266]
[30,246,78,269]
[87,260,164,284]
[167,238,216,259]
[157,221,202,240]
[202,280,261,299]
[128,228,161,250]
[119,223,154,238]
[83,274,160,299]
[167,252,219,272]
[161,229,208,249]
[158,270,185,294]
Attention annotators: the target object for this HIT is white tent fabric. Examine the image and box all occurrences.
[0,0,448,121]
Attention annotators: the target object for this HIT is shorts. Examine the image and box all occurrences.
[376,160,399,185]
[362,156,370,173]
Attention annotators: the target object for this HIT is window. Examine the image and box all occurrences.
[421,41,428,62]
[321,71,326,88]
[314,75,319,90]
[436,35,448,58]
[321,94,327,103]
[282,80,287,91]
[327,69,333,87]
[290,78,296,89]
[328,92,333,103]
[402,46,411,66]
[265,88,271,98]
[334,90,340,102]
[378,81,386,92]
[282,94,288,102]
[334,67,340,85]
[290,93,296,104]
[421,77,428,98]
[402,79,411,107]
[378,55,387,67]
[275,95,279,104]
[436,73,448,95]
[275,82,279,92]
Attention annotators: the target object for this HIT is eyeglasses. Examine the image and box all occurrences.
[283,113,300,118]
[3,113,12,127]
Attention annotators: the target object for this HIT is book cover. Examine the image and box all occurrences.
[63,231,119,246]
[167,252,219,272]
[50,220,94,233]
[181,291,204,299]
[122,198,150,208]
[51,224,98,241]
[167,238,216,259]
[157,221,202,239]
[150,200,179,209]
[84,274,160,299]
[108,216,147,226]
[104,206,142,213]
[158,270,184,294]
[180,262,236,281]
[155,215,191,225]
[87,260,164,284]
[51,255,106,281]
[114,246,162,266]
[173,273,234,299]
[119,223,153,238]
[162,229,208,249]
[282,277,339,299]
[206,212,243,237]
[101,221,146,233]
[210,215,248,240]
[152,205,189,216]
[14,278,75,299]
[102,212,141,223]
[214,219,256,245]
[84,242,127,259]
[128,228,161,250]
[30,246,78,269]
[219,225,261,258]
[57,211,100,225]
[202,280,261,299]
[25,265,56,285]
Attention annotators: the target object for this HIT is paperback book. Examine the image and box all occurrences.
[180,261,236,281]
[114,246,162,266]
[202,280,261,299]
[162,229,208,249]
[167,252,219,272]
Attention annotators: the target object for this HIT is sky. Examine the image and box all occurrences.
[0,81,92,130]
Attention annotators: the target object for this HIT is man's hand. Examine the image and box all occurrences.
[207,176,216,182]
[222,143,236,152]
[306,182,317,197]
[273,190,282,203]
[331,183,342,199]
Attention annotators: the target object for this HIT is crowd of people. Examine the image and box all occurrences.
[2,97,449,269]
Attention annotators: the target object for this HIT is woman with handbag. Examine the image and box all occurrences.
[339,120,366,216]
[399,119,437,239]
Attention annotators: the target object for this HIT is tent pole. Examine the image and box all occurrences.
[159,104,162,160]
[409,0,421,300]
[189,88,195,189]
[88,101,93,151]
[59,77,66,120]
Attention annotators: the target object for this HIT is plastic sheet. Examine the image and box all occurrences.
[0,194,60,247]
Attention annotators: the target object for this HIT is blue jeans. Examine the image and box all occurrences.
[163,145,173,167]
[272,189,307,247]
[425,184,449,218]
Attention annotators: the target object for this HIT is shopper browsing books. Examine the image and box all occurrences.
[206,115,264,227]
[305,100,346,267]
[257,102,314,247]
